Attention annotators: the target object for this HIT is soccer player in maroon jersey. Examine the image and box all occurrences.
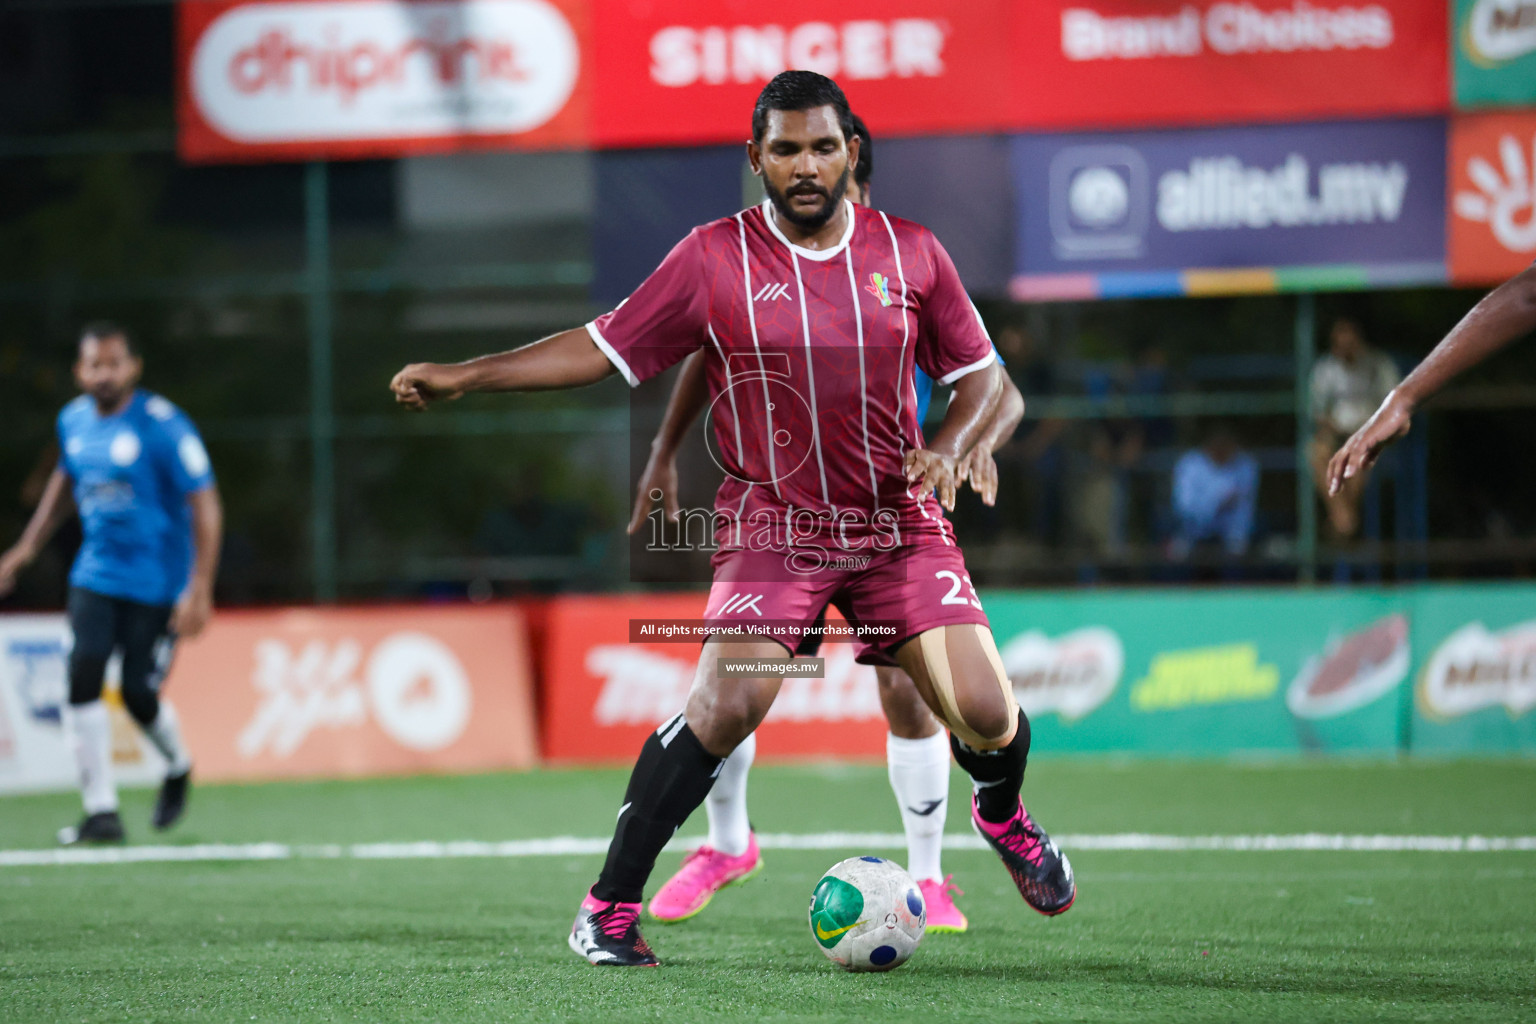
[633,114,1025,935]
[1328,261,1536,493]
[392,72,1073,967]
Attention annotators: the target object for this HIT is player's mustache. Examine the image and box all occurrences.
[788,183,829,198]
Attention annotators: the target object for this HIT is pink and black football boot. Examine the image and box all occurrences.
[569,890,660,967]
[971,796,1076,916]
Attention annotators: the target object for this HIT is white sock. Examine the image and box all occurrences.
[64,701,118,815]
[143,701,192,775]
[705,731,755,857]
[887,730,951,882]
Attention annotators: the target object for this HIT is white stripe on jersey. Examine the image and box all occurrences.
[843,241,881,510]
[878,212,919,452]
[735,212,784,501]
[879,210,952,547]
[789,248,833,511]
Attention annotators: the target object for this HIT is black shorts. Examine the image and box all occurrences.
[67,587,176,712]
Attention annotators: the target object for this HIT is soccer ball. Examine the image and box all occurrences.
[808,856,926,972]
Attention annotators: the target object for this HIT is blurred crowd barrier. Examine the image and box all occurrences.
[3,583,1534,793]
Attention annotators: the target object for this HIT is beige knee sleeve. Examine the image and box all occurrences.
[914,625,1018,749]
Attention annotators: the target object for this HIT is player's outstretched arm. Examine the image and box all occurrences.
[1328,262,1536,494]
[628,350,710,534]
[392,328,617,410]
[958,374,1025,507]
[0,466,74,598]
[905,362,1003,511]
[172,485,222,639]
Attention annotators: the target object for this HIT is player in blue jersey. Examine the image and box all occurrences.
[631,116,1024,931]
[0,323,222,844]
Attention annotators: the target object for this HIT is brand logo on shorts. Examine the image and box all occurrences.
[716,593,765,616]
[753,282,792,302]
[865,272,893,306]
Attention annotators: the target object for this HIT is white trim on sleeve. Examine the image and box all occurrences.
[936,351,999,386]
[585,321,639,387]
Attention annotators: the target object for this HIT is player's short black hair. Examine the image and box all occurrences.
[78,320,137,357]
[751,71,855,144]
[850,113,872,188]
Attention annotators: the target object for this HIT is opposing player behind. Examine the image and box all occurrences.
[1328,261,1536,490]
[392,72,1073,968]
[0,323,219,844]
[630,114,1025,934]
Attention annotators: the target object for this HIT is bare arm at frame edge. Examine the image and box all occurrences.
[1327,262,1536,494]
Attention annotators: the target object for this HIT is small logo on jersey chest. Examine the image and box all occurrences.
[753,282,791,303]
[866,272,892,307]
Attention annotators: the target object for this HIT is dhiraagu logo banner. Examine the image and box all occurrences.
[983,590,1408,756]
[1455,0,1536,108]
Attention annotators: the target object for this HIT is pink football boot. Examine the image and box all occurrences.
[647,833,764,923]
[918,874,969,933]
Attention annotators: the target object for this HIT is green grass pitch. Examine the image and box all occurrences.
[2,758,1533,1023]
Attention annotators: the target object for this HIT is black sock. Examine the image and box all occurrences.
[949,709,1031,824]
[592,715,724,904]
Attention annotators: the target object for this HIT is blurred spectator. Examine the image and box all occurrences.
[1071,360,1146,561]
[1130,340,1175,449]
[1308,318,1400,539]
[994,324,1064,544]
[1168,424,1258,562]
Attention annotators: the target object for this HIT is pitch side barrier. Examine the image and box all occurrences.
[1,584,1530,791]
[535,585,1536,762]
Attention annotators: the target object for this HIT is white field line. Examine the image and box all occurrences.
[4,832,1536,868]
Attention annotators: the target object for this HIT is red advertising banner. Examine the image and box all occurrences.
[179,0,1453,163]
[177,0,592,163]
[1449,112,1536,285]
[539,593,887,764]
[164,605,538,781]
[588,0,1015,148]
[1013,0,1448,131]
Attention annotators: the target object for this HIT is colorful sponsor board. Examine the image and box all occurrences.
[178,0,1448,162]
[1017,0,1447,131]
[8,584,1534,787]
[1454,0,1536,108]
[983,591,1406,755]
[589,0,1014,149]
[1448,112,1536,284]
[161,606,538,781]
[539,593,888,762]
[1011,118,1448,301]
[0,616,169,795]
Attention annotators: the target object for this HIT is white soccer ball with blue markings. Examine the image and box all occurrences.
[808,856,926,972]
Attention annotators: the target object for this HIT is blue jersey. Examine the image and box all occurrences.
[56,390,215,607]
[913,343,1003,425]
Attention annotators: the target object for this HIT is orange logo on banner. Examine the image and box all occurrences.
[1450,112,1536,285]
[166,606,537,781]
[539,594,887,764]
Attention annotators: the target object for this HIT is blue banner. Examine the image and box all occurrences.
[1011,118,1448,299]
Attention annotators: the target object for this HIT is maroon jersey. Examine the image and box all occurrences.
[589,200,995,552]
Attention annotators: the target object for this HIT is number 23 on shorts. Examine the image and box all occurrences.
[935,570,983,610]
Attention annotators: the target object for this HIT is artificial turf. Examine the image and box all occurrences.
[1,758,1532,1023]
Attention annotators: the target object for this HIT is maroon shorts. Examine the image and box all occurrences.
[704,540,990,664]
